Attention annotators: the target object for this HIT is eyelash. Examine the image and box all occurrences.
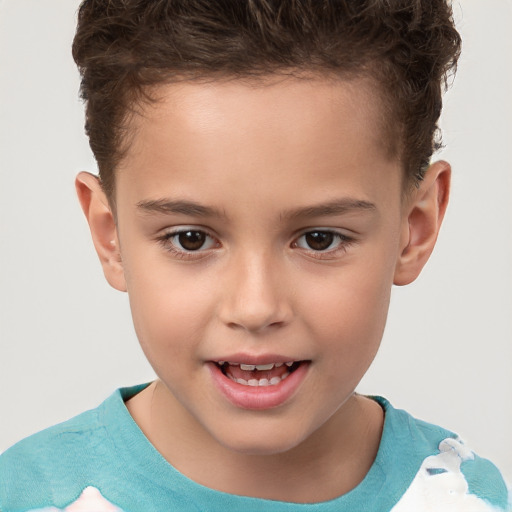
[156,228,355,261]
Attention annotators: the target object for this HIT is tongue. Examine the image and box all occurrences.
[225,364,291,381]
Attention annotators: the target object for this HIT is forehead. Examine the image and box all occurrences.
[131,75,386,153]
[116,76,401,209]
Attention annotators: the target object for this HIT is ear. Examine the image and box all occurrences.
[75,172,127,292]
[394,161,451,286]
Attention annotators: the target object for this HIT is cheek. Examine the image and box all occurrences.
[123,257,214,364]
[302,257,394,358]
[308,281,391,395]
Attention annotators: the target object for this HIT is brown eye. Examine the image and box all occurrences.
[176,230,207,251]
[303,231,335,251]
[293,230,354,259]
[159,228,219,258]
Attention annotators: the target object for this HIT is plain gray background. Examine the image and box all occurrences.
[1,0,511,480]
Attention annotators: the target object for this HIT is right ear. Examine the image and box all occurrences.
[75,172,127,292]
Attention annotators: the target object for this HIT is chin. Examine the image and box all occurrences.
[222,440,300,457]
[213,423,310,457]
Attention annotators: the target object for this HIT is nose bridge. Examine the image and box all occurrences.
[219,245,291,332]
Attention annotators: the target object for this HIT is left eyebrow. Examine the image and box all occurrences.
[281,198,377,221]
[136,199,226,218]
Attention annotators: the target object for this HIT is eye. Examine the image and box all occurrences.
[294,230,348,252]
[159,228,218,254]
[173,230,210,251]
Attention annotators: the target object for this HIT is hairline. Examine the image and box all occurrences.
[105,67,412,214]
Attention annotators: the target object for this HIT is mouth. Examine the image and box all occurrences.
[215,361,303,387]
[209,358,310,410]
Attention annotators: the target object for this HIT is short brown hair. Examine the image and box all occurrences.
[72,0,461,199]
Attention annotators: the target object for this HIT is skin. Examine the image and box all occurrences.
[76,76,450,503]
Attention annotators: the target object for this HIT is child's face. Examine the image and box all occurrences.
[95,77,417,454]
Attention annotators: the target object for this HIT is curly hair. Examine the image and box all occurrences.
[72,0,461,199]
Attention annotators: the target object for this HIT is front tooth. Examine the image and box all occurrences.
[258,378,270,386]
[255,363,274,371]
[270,377,281,385]
[236,378,248,385]
[240,364,256,371]
[247,379,259,386]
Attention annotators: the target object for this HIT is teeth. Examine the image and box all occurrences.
[230,362,293,371]
[239,363,278,371]
[230,372,290,387]
[255,363,275,371]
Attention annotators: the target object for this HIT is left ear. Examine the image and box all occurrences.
[394,160,451,286]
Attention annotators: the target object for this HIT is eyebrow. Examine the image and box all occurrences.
[282,198,377,220]
[136,199,225,218]
[136,197,376,220]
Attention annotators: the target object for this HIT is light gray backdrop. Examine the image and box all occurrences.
[1,0,511,479]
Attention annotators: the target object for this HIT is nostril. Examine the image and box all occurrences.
[218,275,293,333]
[225,318,285,332]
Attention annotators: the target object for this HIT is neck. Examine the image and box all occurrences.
[126,381,384,503]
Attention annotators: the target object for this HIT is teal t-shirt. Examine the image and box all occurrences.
[1,384,510,512]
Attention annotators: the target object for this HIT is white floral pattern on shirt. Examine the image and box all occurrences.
[27,486,124,512]
[24,438,508,512]
[391,438,505,511]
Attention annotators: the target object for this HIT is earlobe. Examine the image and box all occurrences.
[393,161,451,286]
[75,172,127,292]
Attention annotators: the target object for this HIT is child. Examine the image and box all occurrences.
[0,0,510,510]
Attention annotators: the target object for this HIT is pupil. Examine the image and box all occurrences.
[306,232,333,251]
[178,231,205,251]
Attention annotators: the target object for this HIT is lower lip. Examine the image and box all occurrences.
[208,362,310,410]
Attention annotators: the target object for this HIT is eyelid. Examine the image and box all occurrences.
[159,225,218,239]
[293,227,353,241]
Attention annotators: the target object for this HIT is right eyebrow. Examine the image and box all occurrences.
[137,199,225,217]
[136,199,226,218]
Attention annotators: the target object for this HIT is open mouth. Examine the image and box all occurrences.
[215,361,304,387]
[209,359,311,409]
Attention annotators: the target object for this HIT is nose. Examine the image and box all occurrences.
[218,250,292,333]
